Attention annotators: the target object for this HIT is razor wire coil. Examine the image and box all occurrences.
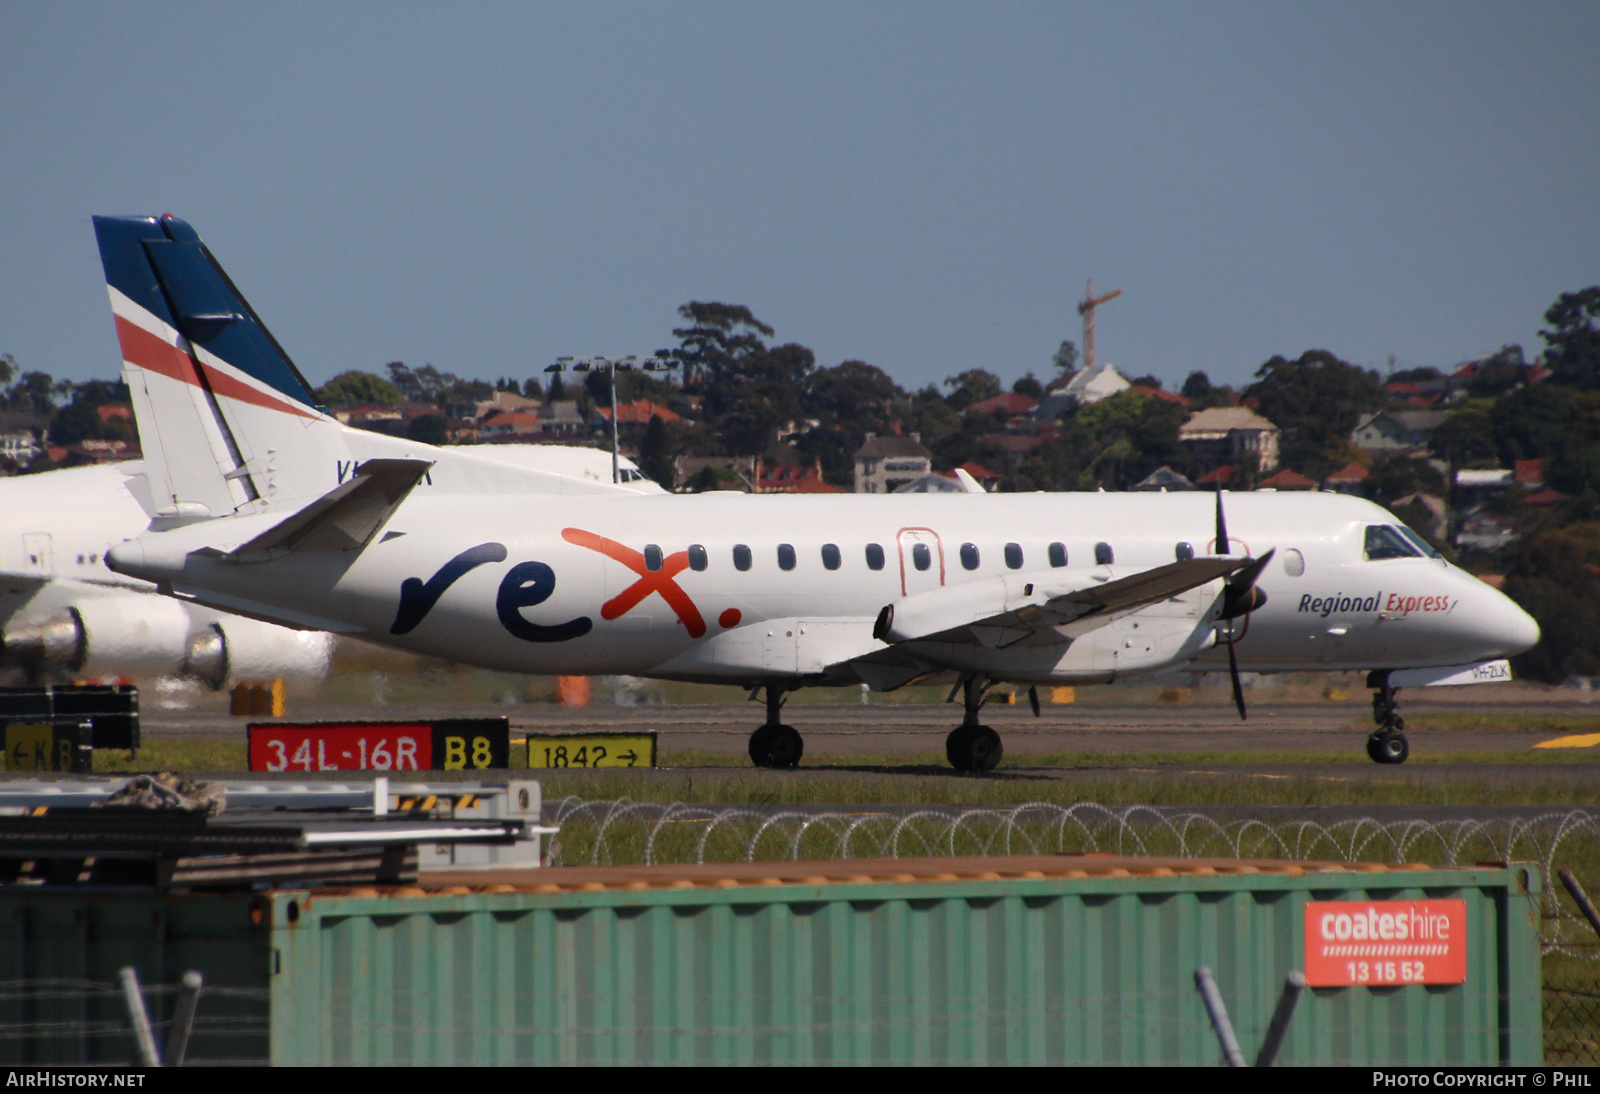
[546,797,1600,958]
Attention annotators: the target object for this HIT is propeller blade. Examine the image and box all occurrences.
[1227,631,1247,720]
[1214,481,1229,554]
[1028,686,1041,717]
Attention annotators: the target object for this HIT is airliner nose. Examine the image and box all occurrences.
[1500,595,1541,657]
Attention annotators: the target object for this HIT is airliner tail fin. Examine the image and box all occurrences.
[93,214,344,521]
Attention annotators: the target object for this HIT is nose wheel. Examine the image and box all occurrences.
[945,674,1004,772]
[1366,731,1409,764]
[748,685,804,768]
[1367,682,1408,764]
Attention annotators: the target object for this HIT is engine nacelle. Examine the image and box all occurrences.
[1,597,194,679]
[1,596,333,689]
[182,616,332,690]
[76,597,195,679]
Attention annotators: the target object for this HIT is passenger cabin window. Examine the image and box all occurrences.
[960,543,980,570]
[777,543,796,571]
[865,543,885,571]
[1364,525,1423,561]
[733,544,752,571]
[821,543,841,570]
[912,543,932,571]
[1283,548,1305,576]
[1175,542,1194,561]
[643,544,663,572]
[688,544,708,572]
[1048,542,1067,568]
[1094,542,1114,565]
[1004,543,1023,569]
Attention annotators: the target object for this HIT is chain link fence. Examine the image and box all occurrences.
[0,977,269,1066]
[1546,979,1600,1065]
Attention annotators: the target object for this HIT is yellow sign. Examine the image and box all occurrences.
[4,724,80,772]
[525,733,657,769]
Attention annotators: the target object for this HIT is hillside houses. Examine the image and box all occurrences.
[853,433,933,494]
[1178,406,1280,475]
[1352,410,1450,455]
[1034,361,1132,423]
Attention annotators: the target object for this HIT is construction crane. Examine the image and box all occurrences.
[1076,280,1123,373]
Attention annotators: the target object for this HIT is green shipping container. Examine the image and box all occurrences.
[0,856,1542,1065]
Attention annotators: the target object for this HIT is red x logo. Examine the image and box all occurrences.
[562,528,707,638]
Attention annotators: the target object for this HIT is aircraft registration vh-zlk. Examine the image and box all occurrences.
[91,214,1541,770]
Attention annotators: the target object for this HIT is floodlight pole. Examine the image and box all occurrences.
[608,362,620,485]
[546,354,673,485]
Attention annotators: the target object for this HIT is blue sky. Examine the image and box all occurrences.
[2,2,1595,395]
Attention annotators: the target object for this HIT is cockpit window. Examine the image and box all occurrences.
[1396,526,1442,559]
[1364,525,1423,561]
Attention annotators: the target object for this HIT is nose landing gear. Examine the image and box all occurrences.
[1366,679,1408,764]
[748,685,803,768]
[945,675,1003,772]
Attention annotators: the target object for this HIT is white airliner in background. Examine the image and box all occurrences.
[0,427,659,691]
[1,461,332,688]
[91,214,1540,769]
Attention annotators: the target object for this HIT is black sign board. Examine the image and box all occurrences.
[0,685,139,751]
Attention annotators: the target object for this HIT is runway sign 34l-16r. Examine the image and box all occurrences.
[248,719,511,772]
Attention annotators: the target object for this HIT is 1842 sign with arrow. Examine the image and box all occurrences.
[525,733,657,769]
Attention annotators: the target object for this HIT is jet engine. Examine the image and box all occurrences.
[0,596,332,689]
[179,616,332,690]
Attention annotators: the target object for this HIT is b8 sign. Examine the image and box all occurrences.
[248,719,510,772]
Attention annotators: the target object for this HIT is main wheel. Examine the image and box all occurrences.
[946,724,1003,772]
[1369,731,1409,765]
[749,724,803,768]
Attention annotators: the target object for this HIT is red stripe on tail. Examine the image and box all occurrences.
[114,315,319,421]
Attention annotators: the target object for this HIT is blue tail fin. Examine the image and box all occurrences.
[95,214,342,519]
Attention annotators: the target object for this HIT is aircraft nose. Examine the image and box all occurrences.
[1498,594,1541,657]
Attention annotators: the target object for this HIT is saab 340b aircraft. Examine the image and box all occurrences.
[91,214,1540,770]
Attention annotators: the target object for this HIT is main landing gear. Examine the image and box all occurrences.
[1367,678,1409,764]
[745,677,1008,773]
[748,685,804,769]
[946,675,1003,773]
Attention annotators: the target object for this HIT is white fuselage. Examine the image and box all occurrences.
[109,486,1539,689]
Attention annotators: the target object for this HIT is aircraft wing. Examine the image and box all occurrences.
[874,556,1248,651]
[0,573,51,634]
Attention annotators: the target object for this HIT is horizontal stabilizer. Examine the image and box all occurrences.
[230,458,432,561]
